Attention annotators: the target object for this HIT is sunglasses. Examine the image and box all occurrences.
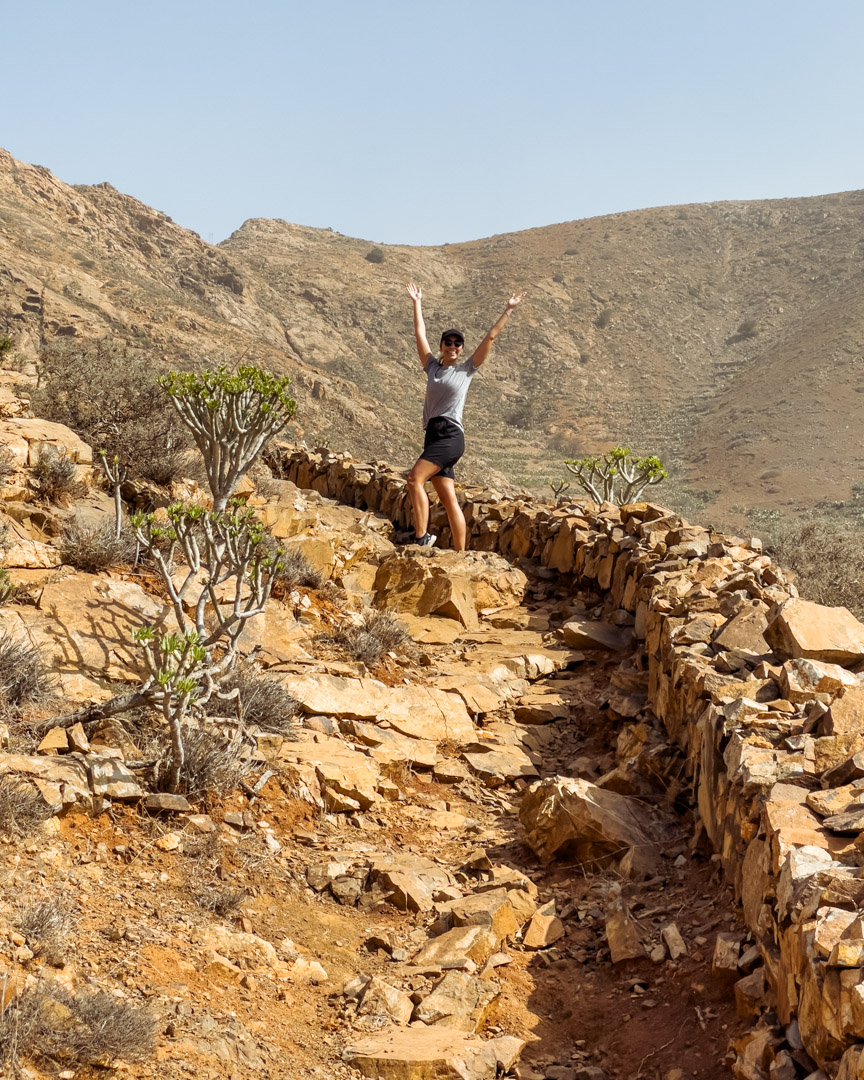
[442,338,463,347]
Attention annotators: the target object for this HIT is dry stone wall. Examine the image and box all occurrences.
[274,444,864,1076]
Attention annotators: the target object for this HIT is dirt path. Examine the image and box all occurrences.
[0,577,751,1080]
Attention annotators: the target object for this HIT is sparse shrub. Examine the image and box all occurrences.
[365,246,385,264]
[736,318,758,339]
[505,402,537,431]
[594,306,614,329]
[30,338,192,486]
[32,446,81,504]
[552,273,565,284]
[193,881,247,916]
[0,980,155,1073]
[0,777,53,836]
[330,609,411,666]
[548,479,571,504]
[564,446,667,505]
[14,898,72,965]
[210,664,301,734]
[0,336,13,366]
[155,725,252,799]
[59,519,137,573]
[563,248,579,256]
[262,540,323,595]
[766,520,864,618]
[0,632,53,706]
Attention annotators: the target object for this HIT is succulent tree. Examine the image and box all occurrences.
[128,501,285,791]
[160,366,296,511]
[52,502,286,794]
[563,447,667,505]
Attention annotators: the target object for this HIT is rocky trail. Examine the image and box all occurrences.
[0,547,752,1080]
[0,389,857,1079]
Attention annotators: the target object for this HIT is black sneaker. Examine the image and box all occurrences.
[415,532,437,547]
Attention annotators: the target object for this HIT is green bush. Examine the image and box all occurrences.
[564,446,667,505]
[365,246,385,264]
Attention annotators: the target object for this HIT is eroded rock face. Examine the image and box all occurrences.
[373,549,527,628]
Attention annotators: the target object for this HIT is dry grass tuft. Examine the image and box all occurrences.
[32,446,82,505]
[59,519,137,573]
[766,519,864,619]
[261,540,324,595]
[0,980,155,1073]
[155,725,252,800]
[13,898,73,965]
[0,778,53,836]
[329,608,411,666]
[0,632,53,706]
[210,664,301,735]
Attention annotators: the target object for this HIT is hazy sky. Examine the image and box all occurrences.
[3,0,863,246]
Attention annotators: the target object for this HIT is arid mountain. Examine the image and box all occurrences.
[3,146,864,526]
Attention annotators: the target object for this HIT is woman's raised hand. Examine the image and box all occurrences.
[506,292,526,309]
[405,282,422,302]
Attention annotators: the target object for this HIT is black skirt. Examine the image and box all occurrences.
[421,416,465,480]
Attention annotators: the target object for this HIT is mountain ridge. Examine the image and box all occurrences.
[2,145,863,527]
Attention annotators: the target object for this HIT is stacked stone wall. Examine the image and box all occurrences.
[273,445,864,1076]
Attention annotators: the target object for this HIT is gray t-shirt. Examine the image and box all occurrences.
[422,355,477,430]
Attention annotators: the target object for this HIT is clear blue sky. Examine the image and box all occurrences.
[3,0,863,246]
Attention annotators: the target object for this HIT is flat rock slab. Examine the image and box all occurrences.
[561,619,633,651]
[343,1028,524,1080]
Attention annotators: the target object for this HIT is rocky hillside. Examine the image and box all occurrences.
[3,146,864,523]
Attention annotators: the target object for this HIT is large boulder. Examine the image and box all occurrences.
[765,598,864,666]
[373,550,527,628]
[519,776,667,872]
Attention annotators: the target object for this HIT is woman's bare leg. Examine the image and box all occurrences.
[431,475,467,551]
[407,457,442,538]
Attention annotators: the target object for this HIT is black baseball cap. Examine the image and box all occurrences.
[440,329,464,344]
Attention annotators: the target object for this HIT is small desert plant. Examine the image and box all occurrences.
[0,570,17,607]
[32,446,80,504]
[0,447,17,482]
[594,307,614,329]
[0,336,13,366]
[766,519,864,618]
[193,881,248,916]
[59,519,137,573]
[365,246,385,264]
[0,980,155,1073]
[736,318,758,339]
[330,609,411,666]
[155,725,251,799]
[548,478,571,504]
[13,898,73,965]
[0,777,53,836]
[258,537,323,594]
[564,446,667,505]
[210,664,300,734]
[160,365,296,511]
[0,633,53,706]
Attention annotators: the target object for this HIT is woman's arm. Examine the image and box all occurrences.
[471,292,526,368]
[405,282,433,368]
